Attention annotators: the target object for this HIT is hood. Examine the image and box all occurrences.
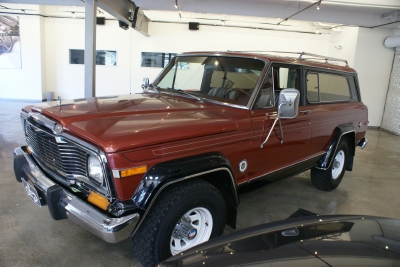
[24,94,239,153]
[161,215,400,267]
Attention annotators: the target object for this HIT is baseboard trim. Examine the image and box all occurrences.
[367,126,380,129]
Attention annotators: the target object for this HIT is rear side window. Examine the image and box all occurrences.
[307,72,351,103]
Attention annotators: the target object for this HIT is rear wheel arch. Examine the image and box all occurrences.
[316,124,356,171]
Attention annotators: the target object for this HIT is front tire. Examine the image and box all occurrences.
[132,179,226,267]
[311,137,349,191]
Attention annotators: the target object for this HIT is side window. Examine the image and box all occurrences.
[307,72,351,103]
[278,68,298,89]
[254,71,273,109]
[307,73,319,102]
[254,66,300,109]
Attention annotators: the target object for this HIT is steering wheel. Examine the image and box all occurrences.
[225,88,250,98]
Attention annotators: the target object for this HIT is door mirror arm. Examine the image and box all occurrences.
[260,89,300,148]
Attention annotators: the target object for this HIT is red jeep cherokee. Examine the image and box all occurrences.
[13,51,368,266]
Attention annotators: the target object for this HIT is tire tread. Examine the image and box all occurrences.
[132,179,225,267]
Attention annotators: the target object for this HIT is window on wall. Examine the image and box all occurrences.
[307,72,350,103]
[69,49,117,66]
[141,52,177,68]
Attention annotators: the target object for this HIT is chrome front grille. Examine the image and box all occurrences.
[26,122,87,178]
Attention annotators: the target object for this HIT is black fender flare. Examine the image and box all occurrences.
[131,152,239,229]
[316,123,356,171]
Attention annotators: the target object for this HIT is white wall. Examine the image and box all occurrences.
[130,23,331,93]
[353,28,395,127]
[327,27,359,68]
[44,19,133,99]
[0,15,396,127]
[0,10,45,101]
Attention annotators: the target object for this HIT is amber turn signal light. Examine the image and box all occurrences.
[120,165,147,178]
[26,146,32,154]
[87,191,110,211]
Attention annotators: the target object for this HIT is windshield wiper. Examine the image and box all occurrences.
[167,88,204,104]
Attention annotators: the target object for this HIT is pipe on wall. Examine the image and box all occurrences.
[384,36,400,49]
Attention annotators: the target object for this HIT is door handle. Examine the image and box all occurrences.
[299,110,312,115]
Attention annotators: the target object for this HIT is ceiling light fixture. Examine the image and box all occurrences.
[317,2,320,10]
[175,0,178,8]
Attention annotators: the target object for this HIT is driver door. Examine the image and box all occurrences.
[248,65,312,183]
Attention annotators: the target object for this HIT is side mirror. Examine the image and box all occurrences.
[278,89,300,119]
[260,88,300,148]
[142,77,149,89]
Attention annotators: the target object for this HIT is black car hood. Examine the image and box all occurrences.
[161,215,400,267]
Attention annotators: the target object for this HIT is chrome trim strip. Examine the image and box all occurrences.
[130,167,237,236]
[14,147,139,243]
[112,170,121,178]
[247,152,326,183]
[28,112,63,134]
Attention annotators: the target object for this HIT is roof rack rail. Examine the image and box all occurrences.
[298,52,348,67]
[226,50,349,67]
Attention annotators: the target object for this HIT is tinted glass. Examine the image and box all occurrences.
[320,73,350,102]
[307,73,319,102]
[155,56,265,107]
[279,67,298,89]
[254,71,273,108]
[307,72,350,103]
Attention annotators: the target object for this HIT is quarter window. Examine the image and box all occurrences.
[307,72,350,103]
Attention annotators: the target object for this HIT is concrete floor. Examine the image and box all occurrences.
[1,100,400,266]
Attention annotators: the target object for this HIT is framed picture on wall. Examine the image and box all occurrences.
[0,15,21,69]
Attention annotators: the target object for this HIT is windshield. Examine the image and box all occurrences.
[154,56,266,107]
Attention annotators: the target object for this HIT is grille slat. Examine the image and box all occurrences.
[26,124,88,177]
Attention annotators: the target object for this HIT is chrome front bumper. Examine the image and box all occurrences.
[13,146,140,243]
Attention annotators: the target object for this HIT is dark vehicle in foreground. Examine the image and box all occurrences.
[13,51,368,266]
[161,213,400,267]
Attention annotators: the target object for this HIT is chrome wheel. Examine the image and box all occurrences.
[332,149,345,180]
[170,207,213,255]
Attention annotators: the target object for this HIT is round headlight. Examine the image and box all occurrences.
[88,155,104,185]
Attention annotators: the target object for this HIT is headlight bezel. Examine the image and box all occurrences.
[87,154,105,187]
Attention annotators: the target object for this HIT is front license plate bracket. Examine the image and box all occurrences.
[22,178,44,207]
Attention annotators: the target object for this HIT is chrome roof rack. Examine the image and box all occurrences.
[226,50,349,67]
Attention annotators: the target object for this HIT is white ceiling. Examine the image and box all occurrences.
[1,0,399,30]
[133,0,400,29]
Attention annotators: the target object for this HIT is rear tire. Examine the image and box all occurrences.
[132,179,226,267]
[311,137,349,191]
